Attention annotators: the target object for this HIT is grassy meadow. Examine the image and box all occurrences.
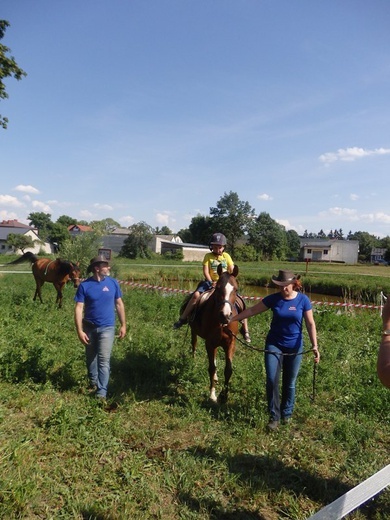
[0,260,389,519]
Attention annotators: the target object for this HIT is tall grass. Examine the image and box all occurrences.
[0,271,389,519]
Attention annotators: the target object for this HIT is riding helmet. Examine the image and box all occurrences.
[209,233,227,248]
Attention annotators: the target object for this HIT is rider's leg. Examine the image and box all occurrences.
[180,291,200,321]
[174,291,200,329]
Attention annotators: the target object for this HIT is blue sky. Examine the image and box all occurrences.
[1,0,390,237]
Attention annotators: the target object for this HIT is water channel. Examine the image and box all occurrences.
[147,279,381,308]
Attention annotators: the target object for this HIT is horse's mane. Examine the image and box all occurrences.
[57,258,79,276]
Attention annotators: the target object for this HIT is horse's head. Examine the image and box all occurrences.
[69,262,81,288]
[215,265,239,324]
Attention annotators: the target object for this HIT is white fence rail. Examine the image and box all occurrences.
[308,464,390,519]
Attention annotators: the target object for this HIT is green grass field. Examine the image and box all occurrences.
[0,266,389,519]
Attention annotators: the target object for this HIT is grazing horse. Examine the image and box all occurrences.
[7,252,81,308]
[184,264,240,403]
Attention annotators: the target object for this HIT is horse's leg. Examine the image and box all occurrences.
[54,282,65,308]
[206,342,218,402]
[34,279,44,303]
[218,340,235,404]
[191,329,198,358]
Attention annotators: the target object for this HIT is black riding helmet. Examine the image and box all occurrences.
[209,233,227,251]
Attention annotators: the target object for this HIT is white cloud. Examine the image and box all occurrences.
[361,212,390,224]
[276,218,292,229]
[319,147,390,164]
[0,209,18,221]
[14,184,40,194]
[318,207,359,220]
[80,210,93,219]
[119,215,135,227]
[31,200,52,212]
[155,211,176,228]
[93,203,114,211]
[0,195,24,207]
[317,207,390,226]
[257,193,273,201]
[350,193,359,201]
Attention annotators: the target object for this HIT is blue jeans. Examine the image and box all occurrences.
[264,343,303,421]
[84,324,115,398]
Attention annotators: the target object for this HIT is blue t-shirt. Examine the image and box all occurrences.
[262,292,312,349]
[74,276,123,327]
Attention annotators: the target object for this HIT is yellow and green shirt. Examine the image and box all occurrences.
[202,252,234,282]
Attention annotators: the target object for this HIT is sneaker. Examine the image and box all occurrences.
[240,325,251,343]
[95,395,107,407]
[173,318,186,329]
[267,420,279,432]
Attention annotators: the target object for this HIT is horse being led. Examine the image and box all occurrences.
[186,264,240,403]
[7,252,81,308]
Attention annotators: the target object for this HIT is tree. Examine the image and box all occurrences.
[0,21,27,129]
[56,215,77,228]
[380,236,390,262]
[248,212,287,260]
[6,233,37,253]
[349,231,380,261]
[120,221,154,259]
[234,244,257,262]
[286,229,301,259]
[27,212,53,240]
[155,226,173,235]
[209,192,255,254]
[89,218,120,234]
[47,222,71,249]
[181,214,213,245]
[59,231,103,275]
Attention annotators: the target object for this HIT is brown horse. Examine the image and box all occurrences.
[7,252,81,308]
[184,264,240,403]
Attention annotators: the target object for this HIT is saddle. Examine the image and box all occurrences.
[185,289,246,322]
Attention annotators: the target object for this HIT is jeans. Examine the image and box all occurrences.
[264,343,303,421]
[84,324,115,398]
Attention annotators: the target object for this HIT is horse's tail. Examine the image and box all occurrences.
[6,251,38,265]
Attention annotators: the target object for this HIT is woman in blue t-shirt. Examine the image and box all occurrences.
[231,269,320,431]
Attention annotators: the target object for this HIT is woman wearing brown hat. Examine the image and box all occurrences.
[230,269,320,431]
[377,297,390,389]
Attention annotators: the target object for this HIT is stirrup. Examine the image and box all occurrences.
[173,318,186,329]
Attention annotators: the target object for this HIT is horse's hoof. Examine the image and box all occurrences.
[209,390,217,403]
[218,391,228,404]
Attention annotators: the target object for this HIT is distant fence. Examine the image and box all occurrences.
[0,271,385,312]
[116,280,384,311]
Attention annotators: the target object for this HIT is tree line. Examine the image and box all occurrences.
[8,191,390,264]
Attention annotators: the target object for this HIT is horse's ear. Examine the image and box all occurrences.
[233,265,239,277]
[217,263,223,276]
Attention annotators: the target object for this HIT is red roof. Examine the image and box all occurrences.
[0,219,32,229]
[68,224,93,232]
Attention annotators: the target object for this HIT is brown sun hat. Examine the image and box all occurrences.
[87,256,110,273]
[271,269,300,286]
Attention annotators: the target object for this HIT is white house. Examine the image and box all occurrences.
[158,240,210,261]
[300,238,359,264]
[150,234,183,254]
[0,219,53,255]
